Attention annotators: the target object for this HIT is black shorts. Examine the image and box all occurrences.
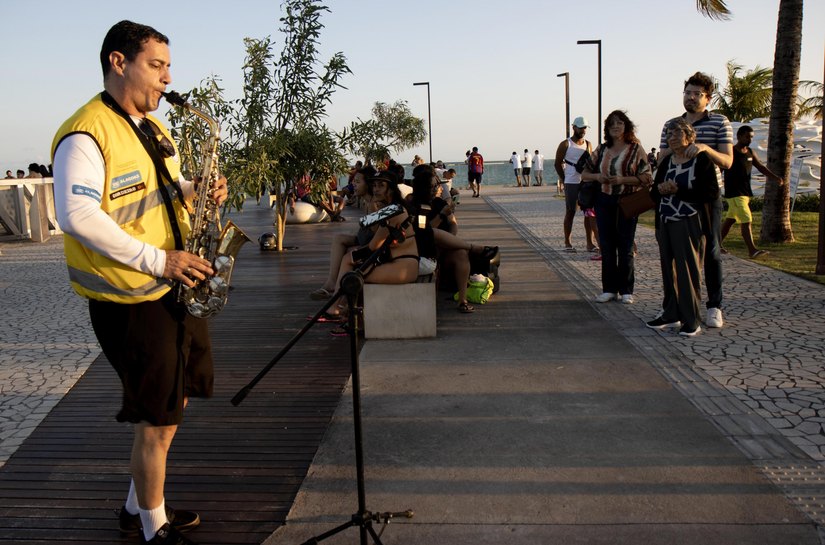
[469,171,483,184]
[89,291,214,426]
[522,167,531,175]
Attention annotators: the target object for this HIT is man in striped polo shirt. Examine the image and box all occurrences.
[659,71,733,329]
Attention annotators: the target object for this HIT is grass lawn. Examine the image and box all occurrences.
[637,210,825,286]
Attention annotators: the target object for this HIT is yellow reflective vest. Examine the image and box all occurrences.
[51,94,191,303]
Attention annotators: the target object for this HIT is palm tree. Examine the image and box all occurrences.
[695,0,730,20]
[797,80,824,120]
[696,0,802,245]
[761,0,803,244]
[712,61,773,122]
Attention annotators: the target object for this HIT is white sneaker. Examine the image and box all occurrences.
[595,292,617,303]
[621,294,634,304]
[706,307,724,328]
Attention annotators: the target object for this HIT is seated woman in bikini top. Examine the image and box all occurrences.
[326,171,419,323]
[355,171,419,281]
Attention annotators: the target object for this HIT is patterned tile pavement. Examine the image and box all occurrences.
[486,188,825,532]
[0,237,98,466]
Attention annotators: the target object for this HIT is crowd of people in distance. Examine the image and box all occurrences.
[557,71,781,338]
[3,163,52,179]
[309,158,499,335]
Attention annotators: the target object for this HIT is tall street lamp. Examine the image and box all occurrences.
[577,39,602,144]
[413,81,432,163]
[556,72,570,139]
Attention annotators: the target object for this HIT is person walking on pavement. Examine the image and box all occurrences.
[720,125,781,259]
[659,72,733,328]
[52,20,229,545]
[467,146,484,197]
[554,116,595,252]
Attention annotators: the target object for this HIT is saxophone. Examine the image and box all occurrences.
[163,90,251,318]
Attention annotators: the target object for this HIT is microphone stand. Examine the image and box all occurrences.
[231,235,414,545]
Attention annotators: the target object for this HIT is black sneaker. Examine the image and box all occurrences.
[119,505,200,536]
[142,523,198,544]
[645,317,680,329]
[679,325,702,337]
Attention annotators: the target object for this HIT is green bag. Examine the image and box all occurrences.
[454,277,494,304]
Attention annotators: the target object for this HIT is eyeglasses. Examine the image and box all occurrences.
[139,118,176,159]
[683,90,707,99]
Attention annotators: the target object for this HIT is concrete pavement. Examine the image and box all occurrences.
[265,186,824,544]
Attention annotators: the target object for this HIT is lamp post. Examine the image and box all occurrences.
[556,72,570,139]
[413,81,432,163]
[576,39,602,144]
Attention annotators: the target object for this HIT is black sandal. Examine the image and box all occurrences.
[458,302,475,313]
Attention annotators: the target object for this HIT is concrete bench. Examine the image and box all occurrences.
[362,275,436,339]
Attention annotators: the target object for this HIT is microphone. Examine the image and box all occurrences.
[359,203,404,228]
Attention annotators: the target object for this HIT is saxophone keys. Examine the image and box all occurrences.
[208,275,228,297]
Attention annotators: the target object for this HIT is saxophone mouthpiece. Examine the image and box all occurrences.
[163,90,188,107]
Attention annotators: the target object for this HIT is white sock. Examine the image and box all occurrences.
[139,500,168,541]
[124,479,139,515]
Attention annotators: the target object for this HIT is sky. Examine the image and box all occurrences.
[1,0,823,170]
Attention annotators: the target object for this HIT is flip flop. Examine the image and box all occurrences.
[750,250,768,258]
[564,247,577,253]
[458,302,475,313]
[330,326,350,337]
[308,313,345,323]
[309,287,333,300]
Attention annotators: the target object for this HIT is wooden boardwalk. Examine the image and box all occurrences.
[0,201,359,544]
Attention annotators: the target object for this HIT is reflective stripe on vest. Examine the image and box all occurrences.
[67,266,172,298]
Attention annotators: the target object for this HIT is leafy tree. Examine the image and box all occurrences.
[166,1,351,251]
[342,101,427,165]
[232,0,350,250]
[712,61,773,122]
[165,75,247,212]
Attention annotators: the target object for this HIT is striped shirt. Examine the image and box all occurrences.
[660,111,732,185]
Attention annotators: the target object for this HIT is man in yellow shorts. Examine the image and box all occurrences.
[721,125,782,258]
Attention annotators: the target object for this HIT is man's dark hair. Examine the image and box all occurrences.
[684,71,715,97]
[100,20,169,77]
[737,125,754,137]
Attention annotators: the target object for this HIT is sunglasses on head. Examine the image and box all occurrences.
[139,118,176,159]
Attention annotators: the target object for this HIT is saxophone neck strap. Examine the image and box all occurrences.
[100,91,185,250]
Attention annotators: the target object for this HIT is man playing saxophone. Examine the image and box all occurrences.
[52,20,226,545]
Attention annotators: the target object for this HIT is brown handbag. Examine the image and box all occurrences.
[618,187,655,218]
